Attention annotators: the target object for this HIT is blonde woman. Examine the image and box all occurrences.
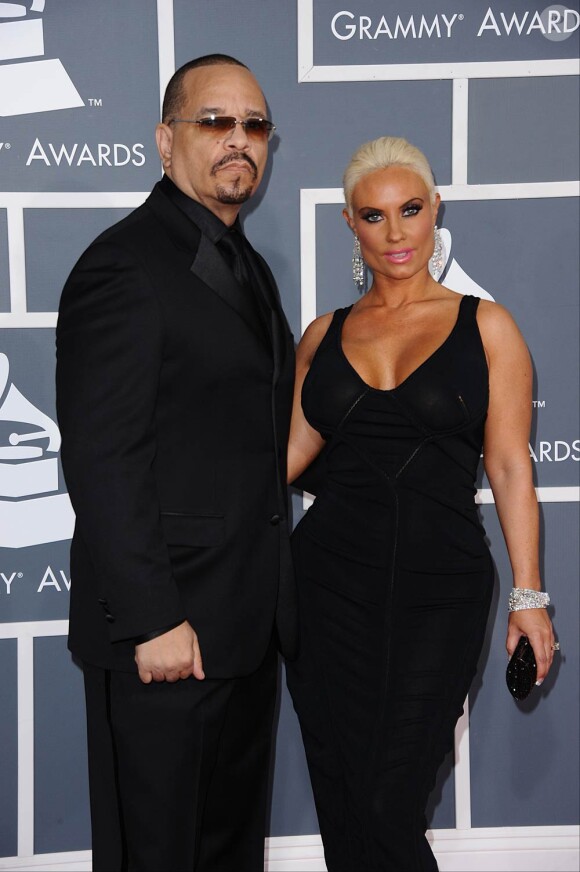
[286,137,556,871]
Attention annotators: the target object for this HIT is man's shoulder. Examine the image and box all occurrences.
[67,193,155,270]
[91,186,164,248]
[78,183,200,266]
[90,201,150,248]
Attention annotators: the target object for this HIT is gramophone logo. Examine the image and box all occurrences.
[438,228,495,301]
[0,352,74,548]
[0,0,84,116]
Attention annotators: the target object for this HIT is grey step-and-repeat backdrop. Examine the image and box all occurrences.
[0,2,578,869]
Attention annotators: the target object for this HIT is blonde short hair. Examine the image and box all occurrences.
[343,136,436,214]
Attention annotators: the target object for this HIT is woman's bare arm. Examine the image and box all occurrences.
[287,313,333,485]
[479,301,555,683]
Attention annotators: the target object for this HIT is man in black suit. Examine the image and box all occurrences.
[56,54,296,871]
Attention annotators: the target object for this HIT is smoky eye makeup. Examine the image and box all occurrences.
[402,201,424,216]
[359,209,383,222]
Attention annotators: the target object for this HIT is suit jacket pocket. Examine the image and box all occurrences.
[160,512,225,547]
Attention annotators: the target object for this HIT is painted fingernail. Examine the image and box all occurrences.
[535,679,543,686]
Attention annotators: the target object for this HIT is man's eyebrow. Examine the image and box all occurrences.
[194,107,268,118]
[195,106,223,116]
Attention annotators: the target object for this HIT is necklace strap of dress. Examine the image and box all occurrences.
[334,305,354,325]
[458,294,480,321]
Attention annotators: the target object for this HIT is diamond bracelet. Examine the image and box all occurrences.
[508,587,550,612]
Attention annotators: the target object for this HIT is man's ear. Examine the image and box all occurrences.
[156,123,173,171]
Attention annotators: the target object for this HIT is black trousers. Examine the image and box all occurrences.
[83,642,278,872]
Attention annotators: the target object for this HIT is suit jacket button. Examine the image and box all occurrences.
[269,514,280,525]
[97,598,107,605]
[105,614,115,623]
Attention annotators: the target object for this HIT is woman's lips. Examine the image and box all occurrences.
[384,249,413,264]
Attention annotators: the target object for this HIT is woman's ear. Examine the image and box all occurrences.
[433,192,441,226]
[342,207,355,233]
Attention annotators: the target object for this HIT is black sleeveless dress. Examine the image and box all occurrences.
[286,295,494,872]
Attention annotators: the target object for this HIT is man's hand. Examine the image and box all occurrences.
[135,621,205,684]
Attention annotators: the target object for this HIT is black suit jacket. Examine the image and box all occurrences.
[56,181,297,677]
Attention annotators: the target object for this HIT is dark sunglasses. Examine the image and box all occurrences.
[169,115,276,141]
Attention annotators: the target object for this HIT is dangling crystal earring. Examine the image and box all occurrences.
[428,226,445,281]
[352,235,365,292]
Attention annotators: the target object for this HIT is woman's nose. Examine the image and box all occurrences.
[386,219,404,241]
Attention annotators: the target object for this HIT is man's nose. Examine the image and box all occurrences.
[224,120,251,148]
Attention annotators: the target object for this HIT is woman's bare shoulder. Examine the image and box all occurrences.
[475,298,529,361]
[476,298,522,336]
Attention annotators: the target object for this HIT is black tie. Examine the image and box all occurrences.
[219,228,272,339]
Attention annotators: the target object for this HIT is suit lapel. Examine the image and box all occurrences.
[191,235,267,346]
[253,252,291,378]
[146,183,268,347]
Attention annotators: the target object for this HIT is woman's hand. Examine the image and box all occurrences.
[506,608,556,685]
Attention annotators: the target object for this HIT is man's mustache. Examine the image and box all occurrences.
[211,153,258,179]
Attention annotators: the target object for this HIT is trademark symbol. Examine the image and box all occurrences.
[0,142,11,150]
[458,14,464,20]
[88,98,103,108]
[17,572,23,578]
[1,571,21,594]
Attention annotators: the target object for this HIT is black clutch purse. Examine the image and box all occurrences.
[506,636,537,700]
